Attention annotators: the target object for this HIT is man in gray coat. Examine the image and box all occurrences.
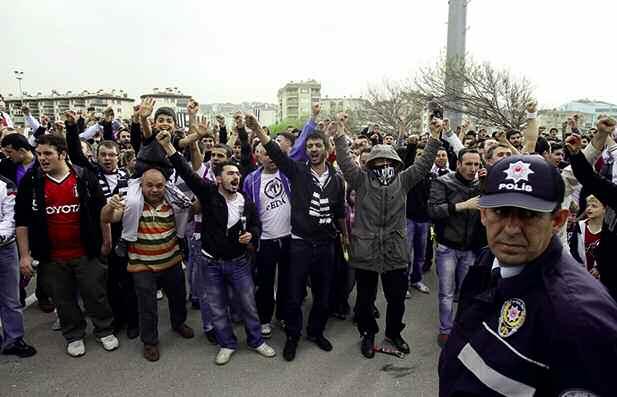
[332,117,443,358]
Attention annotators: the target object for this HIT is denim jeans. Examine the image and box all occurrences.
[406,219,430,285]
[0,242,25,348]
[190,238,213,333]
[204,256,263,349]
[435,244,475,334]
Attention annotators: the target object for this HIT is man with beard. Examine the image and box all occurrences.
[156,131,275,365]
[333,116,443,358]
[248,114,346,362]
[243,143,292,339]
[64,112,138,339]
[16,134,118,357]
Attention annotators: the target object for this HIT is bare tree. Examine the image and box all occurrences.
[415,56,535,131]
[365,79,424,138]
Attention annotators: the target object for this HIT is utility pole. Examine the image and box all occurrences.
[445,0,467,129]
[13,70,24,105]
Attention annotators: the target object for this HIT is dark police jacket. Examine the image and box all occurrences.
[439,236,617,397]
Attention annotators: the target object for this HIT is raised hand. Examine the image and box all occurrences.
[108,194,126,211]
[234,112,245,129]
[187,98,200,116]
[429,118,444,139]
[597,116,617,136]
[138,97,156,119]
[21,105,30,115]
[312,103,321,117]
[565,134,582,155]
[526,101,537,114]
[64,110,78,125]
[197,116,209,137]
[244,113,260,132]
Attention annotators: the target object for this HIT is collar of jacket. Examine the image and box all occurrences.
[455,171,476,186]
[474,235,563,304]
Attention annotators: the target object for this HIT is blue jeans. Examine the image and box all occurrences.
[435,244,475,334]
[204,256,263,349]
[191,239,213,333]
[406,219,430,285]
[0,242,24,348]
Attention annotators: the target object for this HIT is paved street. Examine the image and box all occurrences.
[1,272,442,397]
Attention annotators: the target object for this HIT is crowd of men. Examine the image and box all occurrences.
[1,93,617,395]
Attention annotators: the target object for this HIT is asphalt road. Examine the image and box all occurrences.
[1,271,442,397]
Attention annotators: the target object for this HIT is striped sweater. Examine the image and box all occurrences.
[127,200,182,273]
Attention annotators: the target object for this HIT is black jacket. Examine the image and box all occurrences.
[264,140,345,241]
[428,172,482,250]
[15,164,106,261]
[169,152,260,260]
[570,150,617,300]
[439,236,617,396]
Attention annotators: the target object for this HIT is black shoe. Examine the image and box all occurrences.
[373,306,380,319]
[2,339,37,358]
[205,329,218,345]
[127,327,139,340]
[386,335,410,355]
[361,333,375,359]
[307,334,333,352]
[283,337,298,361]
[38,299,55,313]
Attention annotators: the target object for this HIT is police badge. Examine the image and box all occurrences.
[498,298,526,338]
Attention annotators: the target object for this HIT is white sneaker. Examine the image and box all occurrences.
[215,348,235,365]
[67,339,86,357]
[97,334,120,351]
[261,323,272,339]
[405,290,412,299]
[253,342,276,358]
[411,282,430,294]
[156,290,164,300]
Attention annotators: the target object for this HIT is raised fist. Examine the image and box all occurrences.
[312,103,321,117]
[244,113,260,131]
[526,101,537,114]
[597,116,617,135]
[429,118,444,139]
[156,130,172,146]
[187,99,200,116]
[565,134,582,154]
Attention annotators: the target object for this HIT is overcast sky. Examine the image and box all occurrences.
[1,0,615,108]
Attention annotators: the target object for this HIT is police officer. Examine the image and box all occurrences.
[439,155,617,397]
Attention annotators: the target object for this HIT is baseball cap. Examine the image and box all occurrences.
[479,155,564,213]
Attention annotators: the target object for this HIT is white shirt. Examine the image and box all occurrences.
[492,258,525,279]
[259,171,291,239]
[226,193,245,229]
[104,173,118,194]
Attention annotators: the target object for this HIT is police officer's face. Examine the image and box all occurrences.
[481,207,569,266]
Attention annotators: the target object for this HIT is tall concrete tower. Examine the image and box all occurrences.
[445,0,468,129]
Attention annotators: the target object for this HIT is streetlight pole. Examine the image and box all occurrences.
[13,70,24,105]
[445,0,468,129]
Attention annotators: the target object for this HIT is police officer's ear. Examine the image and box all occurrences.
[550,208,570,232]
[480,208,487,226]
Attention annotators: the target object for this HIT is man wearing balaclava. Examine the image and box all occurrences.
[332,114,443,358]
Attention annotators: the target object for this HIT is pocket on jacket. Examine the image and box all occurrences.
[350,232,378,262]
[385,230,409,263]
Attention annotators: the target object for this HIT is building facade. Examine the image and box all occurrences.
[277,80,321,121]
[4,89,135,127]
[555,100,617,129]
